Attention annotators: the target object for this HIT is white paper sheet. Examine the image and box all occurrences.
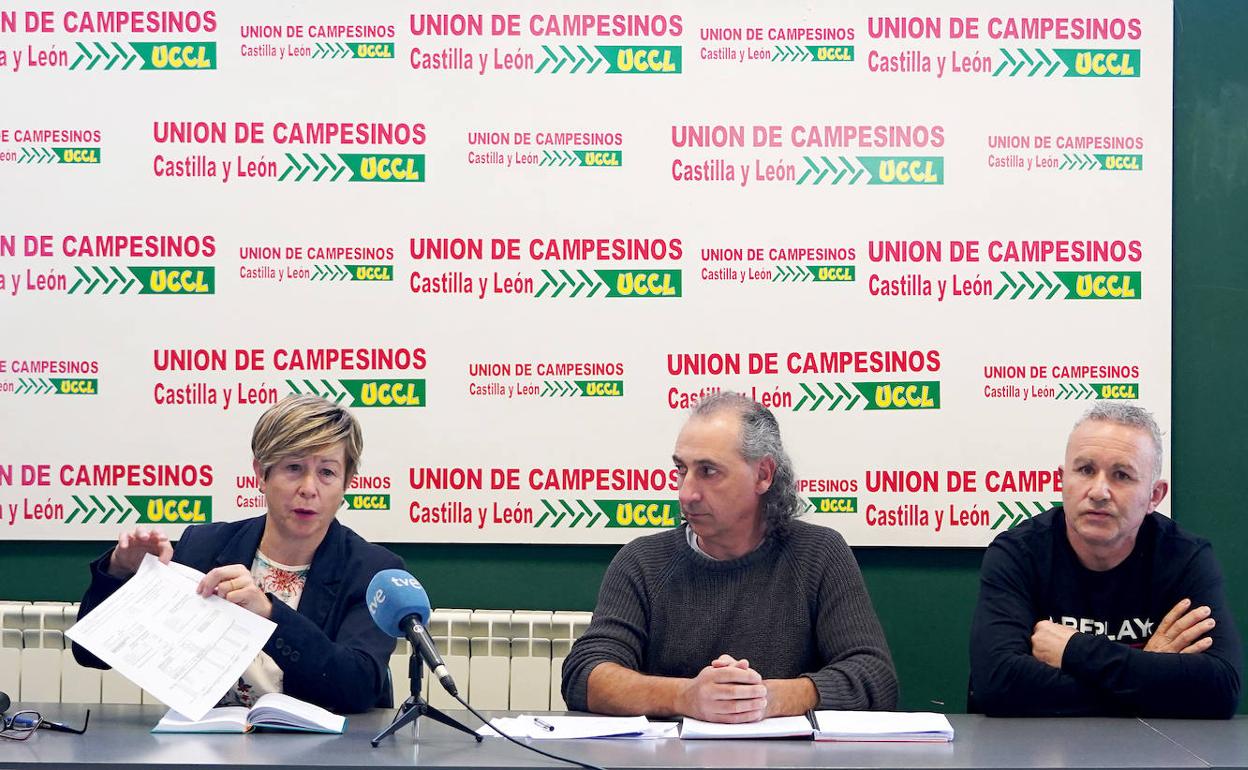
[67,553,277,721]
[477,714,666,740]
[813,710,955,742]
[679,715,814,739]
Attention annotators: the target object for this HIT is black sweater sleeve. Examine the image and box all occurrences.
[969,536,1111,716]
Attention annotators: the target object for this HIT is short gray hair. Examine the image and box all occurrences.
[1074,402,1164,480]
[691,391,802,536]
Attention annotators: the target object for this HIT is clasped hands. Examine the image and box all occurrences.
[1031,598,1216,668]
[106,526,272,619]
[674,654,772,723]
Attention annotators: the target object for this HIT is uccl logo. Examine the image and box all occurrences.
[56,147,101,164]
[1098,383,1139,400]
[131,495,213,524]
[340,153,425,182]
[806,265,856,282]
[341,379,426,407]
[52,378,97,395]
[131,42,218,70]
[1057,271,1140,300]
[601,500,680,528]
[345,494,391,510]
[853,381,941,410]
[597,270,682,298]
[811,496,858,513]
[129,266,215,295]
[597,45,682,74]
[575,380,624,397]
[1056,49,1139,78]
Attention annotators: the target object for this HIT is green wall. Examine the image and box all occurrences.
[1,1,1243,714]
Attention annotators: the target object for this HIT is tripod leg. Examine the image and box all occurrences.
[420,703,484,742]
[370,698,421,747]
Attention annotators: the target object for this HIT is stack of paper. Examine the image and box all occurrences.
[679,715,813,740]
[813,710,954,742]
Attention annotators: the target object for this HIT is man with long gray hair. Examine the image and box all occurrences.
[970,403,1241,717]
[562,391,896,722]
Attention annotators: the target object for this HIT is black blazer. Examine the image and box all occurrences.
[73,516,404,713]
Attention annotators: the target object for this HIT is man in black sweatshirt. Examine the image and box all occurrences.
[970,403,1241,717]
[562,391,897,722]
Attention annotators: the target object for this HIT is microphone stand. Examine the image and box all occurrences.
[371,650,481,747]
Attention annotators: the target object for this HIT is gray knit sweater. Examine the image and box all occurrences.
[561,520,898,712]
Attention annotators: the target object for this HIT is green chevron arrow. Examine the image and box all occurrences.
[991,501,1060,530]
[535,44,608,74]
[993,272,1064,300]
[534,269,608,298]
[533,499,599,527]
[541,380,580,397]
[286,378,352,404]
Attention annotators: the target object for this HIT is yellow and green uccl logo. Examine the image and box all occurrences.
[1057,49,1139,77]
[70,42,217,70]
[313,42,394,59]
[536,269,681,298]
[65,495,212,525]
[604,500,680,528]
[794,381,940,411]
[540,380,624,397]
[281,153,424,183]
[772,45,854,63]
[57,147,100,163]
[288,378,426,408]
[810,496,858,513]
[994,271,1139,300]
[310,264,394,282]
[532,499,679,528]
[1097,383,1139,400]
[1058,271,1139,300]
[540,149,622,167]
[14,378,98,395]
[537,45,681,74]
[993,48,1138,78]
[1060,154,1142,171]
[17,147,100,164]
[344,493,391,510]
[66,266,214,295]
[772,265,856,282]
[798,156,942,185]
[133,495,213,524]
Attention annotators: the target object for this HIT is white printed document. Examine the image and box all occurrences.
[679,715,814,739]
[67,553,276,721]
[813,710,954,742]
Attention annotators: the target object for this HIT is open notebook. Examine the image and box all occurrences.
[152,692,346,734]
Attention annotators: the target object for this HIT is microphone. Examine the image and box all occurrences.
[367,569,458,697]
[0,690,9,714]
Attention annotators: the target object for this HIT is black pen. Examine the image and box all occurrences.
[533,717,556,732]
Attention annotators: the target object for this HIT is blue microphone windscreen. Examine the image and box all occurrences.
[366,569,432,637]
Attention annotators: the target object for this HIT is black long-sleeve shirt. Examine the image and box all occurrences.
[969,507,1241,718]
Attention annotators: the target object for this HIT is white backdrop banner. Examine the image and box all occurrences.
[0,1,1172,545]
